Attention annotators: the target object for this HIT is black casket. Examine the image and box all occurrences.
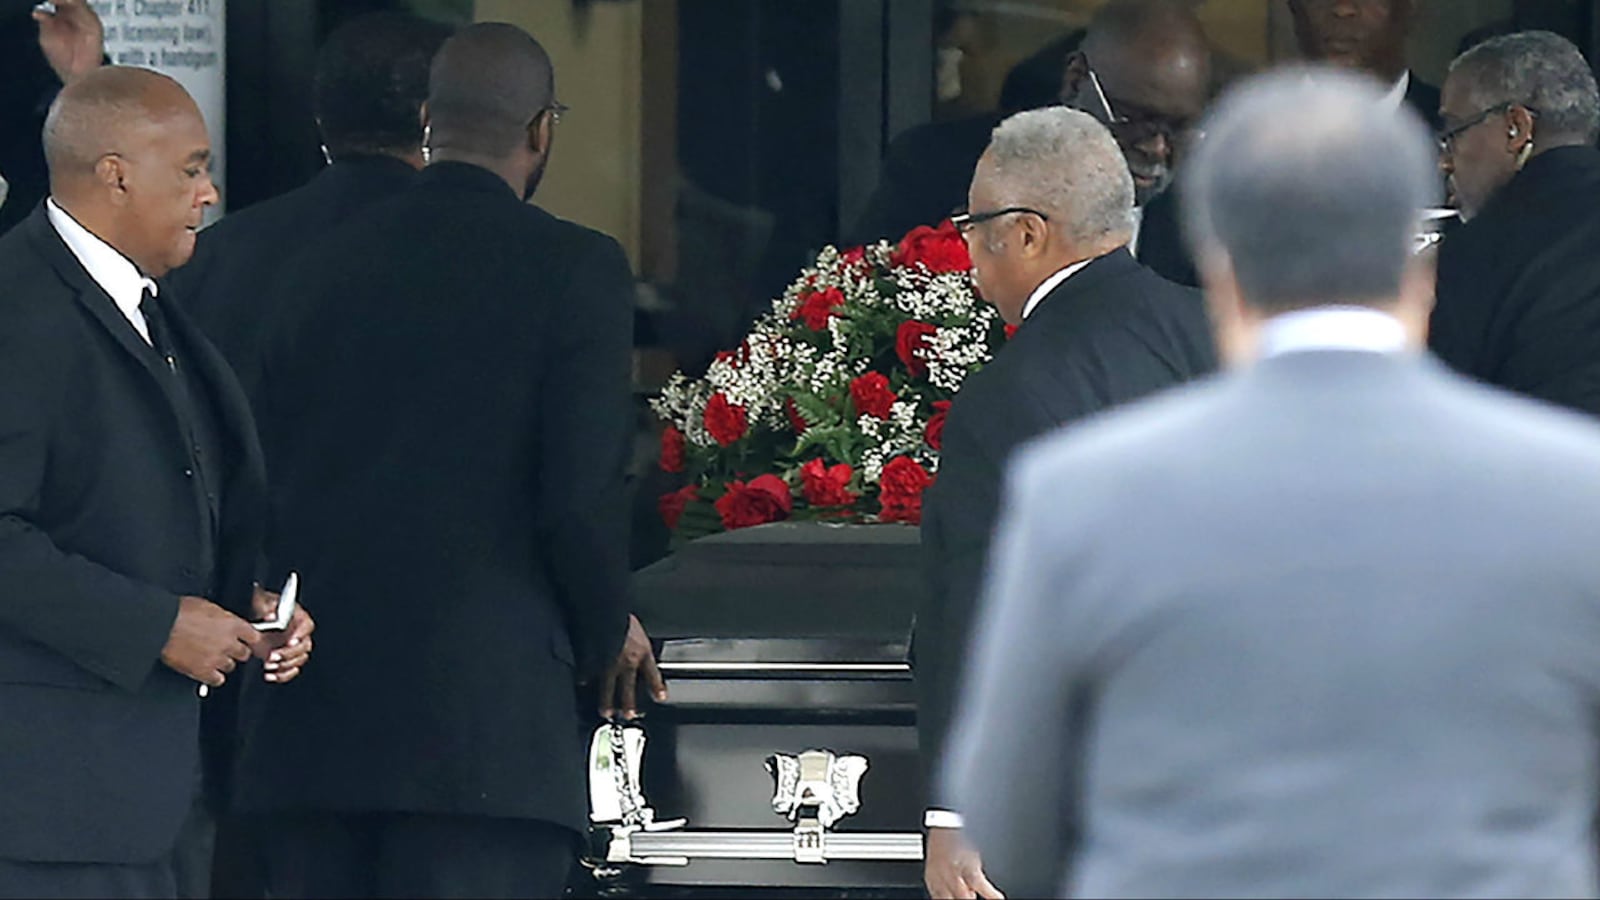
[581,523,925,898]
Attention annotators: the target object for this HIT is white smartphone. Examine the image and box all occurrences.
[254,572,299,632]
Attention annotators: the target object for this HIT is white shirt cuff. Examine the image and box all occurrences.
[924,808,966,829]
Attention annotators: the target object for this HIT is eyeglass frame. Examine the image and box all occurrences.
[950,206,1051,234]
[531,101,570,128]
[1083,66,1205,146]
[1436,101,1539,155]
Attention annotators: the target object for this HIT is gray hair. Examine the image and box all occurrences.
[985,107,1135,246]
[1181,67,1438,312]
[1450,31,1600,145]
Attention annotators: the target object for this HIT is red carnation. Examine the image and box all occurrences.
[659,425,686,473]
[715,474,793,530]
[658,484,698,530]
[784,396,808,434]
[891,221,971,274]
[895,320,939,379]
[849,372,897,420]
[924,400,952,451]
[800,458,857,508]
[791,286,845,331]
[878,456,934,524]
[703,393,748,447]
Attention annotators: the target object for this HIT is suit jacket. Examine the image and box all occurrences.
[917,249,1214,800]
[1404,73,1442,131]
[1430,146,1600,417]
[946,348,1600,898]
[1134,188,1199,288]
[233,162,635,833]
[0,207,266,864]
[166,154,418,394]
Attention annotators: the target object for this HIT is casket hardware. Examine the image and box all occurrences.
[766,749,870,863]
[587,725,924,871]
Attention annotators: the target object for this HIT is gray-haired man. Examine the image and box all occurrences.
[946,68,1600,898]
[916,105,1213,899]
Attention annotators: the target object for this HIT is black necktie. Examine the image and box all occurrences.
[139,287,176,371]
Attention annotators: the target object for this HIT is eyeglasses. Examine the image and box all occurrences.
[1436,102,1539,154]
[950,206,1051,234]
[1083,67,1203,146]
[530,101,570,128]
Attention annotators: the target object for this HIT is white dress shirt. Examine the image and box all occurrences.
[46,197,157,346]
[1380,70,1411,113]
[1259,305,1409,358]
[1129,204,1145,256]
[1020,256,1097,321]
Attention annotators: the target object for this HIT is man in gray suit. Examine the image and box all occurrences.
[943,68,1600,899]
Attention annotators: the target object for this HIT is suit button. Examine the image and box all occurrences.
[183,468,194,478]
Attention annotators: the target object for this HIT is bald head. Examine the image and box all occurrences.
[1182,68,1438,312]
[42,66,217,277]
[426,22,554,159]
[1083,0,1209,64]
[1066,0,1212,204]
[44,66,199,192]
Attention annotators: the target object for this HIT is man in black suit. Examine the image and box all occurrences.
[234,23,664,898]
[0,66,310,899]
[167,11,451,393]
[916,106,1215,899]
[1430,31,1600,417]
[0,0,103,235]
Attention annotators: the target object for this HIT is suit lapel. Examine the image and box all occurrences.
[23,208,173,388]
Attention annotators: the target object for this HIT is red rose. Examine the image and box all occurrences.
[878,456,933,524]
[924,400,952,451]
[839,246,867,271]
[1004,324,1020,340]
[784,397,808,434]
[658,485,698,530]
[790,286,845,331]
[714,341,751,367]
[703,393,748,447]
[895,320,939,378]
[659,425,686,473]
[800,458,857,508]
[850,372,897,420]
[891,221,971,273]
[715,474,793,530]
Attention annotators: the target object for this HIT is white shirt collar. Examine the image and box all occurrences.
[1259,306,1408,358]
[47,197,156,344]
[1128,205,1145,256]
[1021,256,1097,320]
[1380,70,1410,112]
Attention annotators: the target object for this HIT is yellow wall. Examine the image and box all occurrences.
[474,0,644,268]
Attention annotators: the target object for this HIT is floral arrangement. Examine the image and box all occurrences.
[651,220,1009,541]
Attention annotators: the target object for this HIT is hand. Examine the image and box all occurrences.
[925,827,1005,900]
[599,614,667,720]
[34,0,104,85]
[160,595,262,688]
[251,584,315,684]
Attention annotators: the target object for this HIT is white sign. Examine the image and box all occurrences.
[92,0,227,215]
